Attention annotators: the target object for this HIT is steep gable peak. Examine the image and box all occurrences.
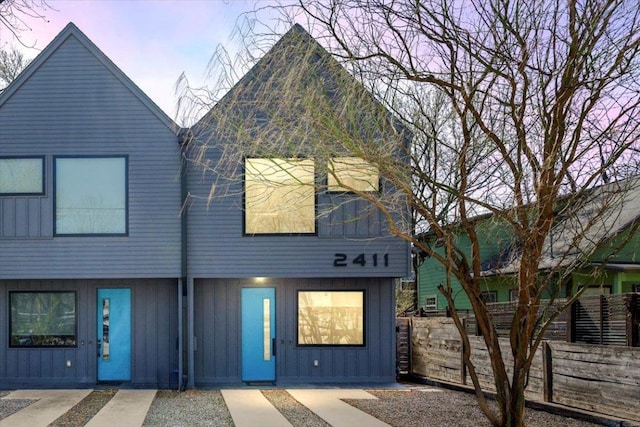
[0,22,177,132]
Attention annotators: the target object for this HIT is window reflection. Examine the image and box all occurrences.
[55,157,127,235]
[327,157,379,192]
[245,158,315,234]
[298,291,364,345]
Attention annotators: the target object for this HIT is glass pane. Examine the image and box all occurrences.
[10,292,77,347]
[245,158,315,234]
[263,298,270,361]
[56,157,126,234]
[0,158,43,194]
[298,291,364,345]
[102,298,110,361]
[328,157,379,192]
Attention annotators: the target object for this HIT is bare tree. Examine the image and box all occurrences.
[0,46,30,89]
[181,1,640,426]
[0,0,52,47]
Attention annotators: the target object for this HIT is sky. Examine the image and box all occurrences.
[0,0,275,123]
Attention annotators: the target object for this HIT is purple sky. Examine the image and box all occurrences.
[1,0,268,123]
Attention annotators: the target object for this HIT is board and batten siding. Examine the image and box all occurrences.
[0,279,179,387]
[0,34,182,279]
[193,277,395,385]
[184,148,410,279]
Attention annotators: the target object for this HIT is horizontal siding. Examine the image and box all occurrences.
[185,147,410,279]
[0,36,182,279]
[194,277,395,385]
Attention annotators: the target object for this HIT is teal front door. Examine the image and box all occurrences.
[241,287,276,381]
[97,288,131,381]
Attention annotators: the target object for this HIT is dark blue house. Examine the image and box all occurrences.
[0,23,410,388]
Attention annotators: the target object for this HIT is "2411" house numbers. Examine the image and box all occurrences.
[333,253,389,267]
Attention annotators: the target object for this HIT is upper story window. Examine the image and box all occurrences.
[54,156,128,236]
[0,156,45,196]
[244,158,315,234]
[327,157,379,192]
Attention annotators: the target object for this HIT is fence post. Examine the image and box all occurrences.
[599,295,605,345]
[567,299,575,343]
[626,293,639,347]
[461,317,467,385]
[542,341,553,402]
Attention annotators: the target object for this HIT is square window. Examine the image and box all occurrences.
[55,156,127,235]
[297,290,364,346]
[245,158,315,234]
[480,291,498,304]
[10,291,77,347]
[327,157,379,192]
[424,295,437,310]
[0,157,44,195]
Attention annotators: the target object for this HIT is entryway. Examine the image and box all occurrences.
[97,288,132,381]
[241,287,276,382]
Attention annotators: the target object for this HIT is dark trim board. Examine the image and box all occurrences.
[0,278,179,388]
[192,277,396,387]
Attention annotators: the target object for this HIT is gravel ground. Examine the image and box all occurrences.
[142,390,234,426]
[262,389,330,427]
[347,389,603,427]
[0,391,35,421]
[49,389,117,427]
[0,386,627,426]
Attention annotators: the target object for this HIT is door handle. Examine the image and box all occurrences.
[272,338,276,356]
[97,340,101,358]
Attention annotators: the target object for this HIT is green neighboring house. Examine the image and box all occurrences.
[417,178,640,311]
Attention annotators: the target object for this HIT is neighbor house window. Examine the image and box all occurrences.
[424,295,437,310]
[327,157,379,192]
[10,291,77,347]
[245,158,315,234]
[55,156,127,235]
[297,290,364,346]
[480,291,498,304]
[0,156,45,195]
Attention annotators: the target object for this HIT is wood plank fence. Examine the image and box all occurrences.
[402,317,640,423]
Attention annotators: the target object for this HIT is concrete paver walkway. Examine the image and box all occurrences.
[0,387,393,427]
[222,389,293,427]
[85,389,157,427]
[0,389,91,427]
[288,389,391,427]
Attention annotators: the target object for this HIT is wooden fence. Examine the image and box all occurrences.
[401,317,640,423]
[570,293,639,346]
[422,293,640,347]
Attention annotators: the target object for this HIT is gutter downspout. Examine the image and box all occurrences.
[178,128,190,390]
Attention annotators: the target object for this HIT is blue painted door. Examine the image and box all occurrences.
[241,287,276,381]
[97,288,131,381]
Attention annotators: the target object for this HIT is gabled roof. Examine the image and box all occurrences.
[191,24,406,149]
[0,22,176,132]
[483,176,640,275]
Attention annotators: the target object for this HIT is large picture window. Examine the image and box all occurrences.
[327,157,379,192]
[55,156,127,235]
[10,291,77,347]
[245,158,315,234]
[297,290,365,346]
[0,156,45,195]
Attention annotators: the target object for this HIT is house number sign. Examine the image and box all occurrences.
[333,253,389,267]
